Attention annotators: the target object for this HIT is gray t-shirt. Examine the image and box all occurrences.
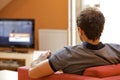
[49,42,120,75]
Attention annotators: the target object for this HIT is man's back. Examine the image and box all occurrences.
[49,42,120,75]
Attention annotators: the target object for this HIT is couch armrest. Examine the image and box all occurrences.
[18,66,62,80]
[84,64,120,78]
[18,66,30,80]
[18,66,101,80]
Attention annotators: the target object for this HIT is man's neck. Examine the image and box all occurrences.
[82,42,105,50]
[85,39,100,45]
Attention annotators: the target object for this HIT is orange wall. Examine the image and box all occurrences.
[0,0,68,49]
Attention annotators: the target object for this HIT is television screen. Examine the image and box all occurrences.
[0,19,35,49]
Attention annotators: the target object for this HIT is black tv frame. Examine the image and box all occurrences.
[0,18,35,51]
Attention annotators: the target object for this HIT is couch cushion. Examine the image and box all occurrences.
[83,64,120,78]
[103,75,120,80]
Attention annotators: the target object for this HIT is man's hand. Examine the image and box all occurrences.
[31,50,52,67]
[37,50,51,60]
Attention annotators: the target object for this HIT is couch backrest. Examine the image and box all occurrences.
[83,64,120,78]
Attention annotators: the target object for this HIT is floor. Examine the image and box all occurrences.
[0,70,18,80]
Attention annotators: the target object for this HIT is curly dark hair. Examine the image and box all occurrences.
[77,7,105,41]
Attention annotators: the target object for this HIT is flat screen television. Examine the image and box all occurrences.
[0,19,35,51]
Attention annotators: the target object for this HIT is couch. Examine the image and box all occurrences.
[18,64,120,80]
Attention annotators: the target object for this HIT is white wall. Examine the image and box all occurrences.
[100,0,120,44]
[39,29,68,53]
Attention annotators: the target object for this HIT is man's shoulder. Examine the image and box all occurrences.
[105,43,120,47]
[105,43,120,50]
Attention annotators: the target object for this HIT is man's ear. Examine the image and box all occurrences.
[78,27,83,36]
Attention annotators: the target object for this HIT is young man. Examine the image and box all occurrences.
[29,7,120,78]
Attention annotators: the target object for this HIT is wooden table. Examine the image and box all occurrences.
[0,70,17,80]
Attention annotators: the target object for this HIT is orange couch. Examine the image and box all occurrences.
[18,64,120,80]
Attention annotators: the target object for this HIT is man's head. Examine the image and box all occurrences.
[77,7,105,42]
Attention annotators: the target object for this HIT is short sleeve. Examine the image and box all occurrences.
[48,47,69,72]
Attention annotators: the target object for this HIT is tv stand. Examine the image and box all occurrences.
[11,46,16,52]
[0,51,33,71]
[16,50,28,53]
[9,46,28,53]
[0,49,28,54]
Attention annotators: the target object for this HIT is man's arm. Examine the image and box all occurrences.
[29,59,54,78]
